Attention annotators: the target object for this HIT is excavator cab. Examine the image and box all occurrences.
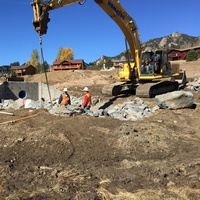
[140,50,171,78]
[136,49,186,98]
[140,51,155,75]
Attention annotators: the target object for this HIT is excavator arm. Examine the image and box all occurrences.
[31,0,185,97]
[31,0,86,35]
[31,0,141,78]
[95,0,141,79]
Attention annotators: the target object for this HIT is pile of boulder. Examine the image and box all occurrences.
[186,77,200,91]
[2,75,200,121]
[0,95,154,121]
[0,89,196,121]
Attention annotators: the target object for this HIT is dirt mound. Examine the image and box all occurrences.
[0,61,200,199]
[173,59,200,79]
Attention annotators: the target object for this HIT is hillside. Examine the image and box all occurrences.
[25,59,200,91]
[143,32,200,51]
[92,32,200,66]
[24,59,200,100]
[172,59,200,79]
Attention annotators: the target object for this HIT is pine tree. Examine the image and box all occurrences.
[186,49,199,62]
[105,59,113,68]
[10,61,20,66]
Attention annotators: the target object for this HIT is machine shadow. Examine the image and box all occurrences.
[99,90,135,110]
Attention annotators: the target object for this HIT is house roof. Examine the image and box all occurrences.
[113,59,134,62]
[168,45,200,53]
[53,59,84,65]
[11,65,35,70]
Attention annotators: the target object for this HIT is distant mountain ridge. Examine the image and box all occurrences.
[143,32,200,51]
[93,32,200,66]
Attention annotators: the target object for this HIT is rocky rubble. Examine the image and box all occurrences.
[186,77,200,91]
[0,88,197,122]
[1,77,199,121]
[0,95,153,121]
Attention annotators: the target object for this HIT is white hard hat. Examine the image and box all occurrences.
[63,88,68,92]
[83,87,89,92]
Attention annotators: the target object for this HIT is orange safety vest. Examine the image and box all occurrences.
[60,94,70,105]
[84,92,92,107]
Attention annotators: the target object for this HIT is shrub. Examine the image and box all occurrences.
[186,49,199,62]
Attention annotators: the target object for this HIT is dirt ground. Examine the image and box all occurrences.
[0,60,200,200]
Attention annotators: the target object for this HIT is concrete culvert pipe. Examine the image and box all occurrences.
[19,90,27,99]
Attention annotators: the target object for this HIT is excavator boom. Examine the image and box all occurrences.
[31,0,141,77]
[31,0,186,97]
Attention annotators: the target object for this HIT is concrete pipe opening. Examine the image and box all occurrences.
[19,90,27,99]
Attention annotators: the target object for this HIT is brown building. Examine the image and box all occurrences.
[168,46,200,61]
[113,60,126,69]
[11,65,36,76]
[52,59,87,71]
[113,59,134,69]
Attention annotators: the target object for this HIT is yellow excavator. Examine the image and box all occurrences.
[31,0,186,98]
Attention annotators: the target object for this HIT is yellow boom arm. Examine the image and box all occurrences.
[31,0,141,78]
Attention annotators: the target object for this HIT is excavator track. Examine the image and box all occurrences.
[136,80,179,98]
[102,82,125,96]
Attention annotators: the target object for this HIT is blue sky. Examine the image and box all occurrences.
[0,0,199,66]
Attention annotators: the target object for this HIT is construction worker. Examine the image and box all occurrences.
[58,87,71,107]
[82,87,92,112]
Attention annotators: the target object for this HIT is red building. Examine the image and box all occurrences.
[52,59,86,70]
[168,46,200,61]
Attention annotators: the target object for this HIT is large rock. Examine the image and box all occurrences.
[155,91,194,109]
[186,77,200,91]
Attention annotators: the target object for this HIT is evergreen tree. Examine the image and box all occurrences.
[10,61,20,66]
[41,61,50,72]
[186,49,199,62]
[105,59,113,68]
